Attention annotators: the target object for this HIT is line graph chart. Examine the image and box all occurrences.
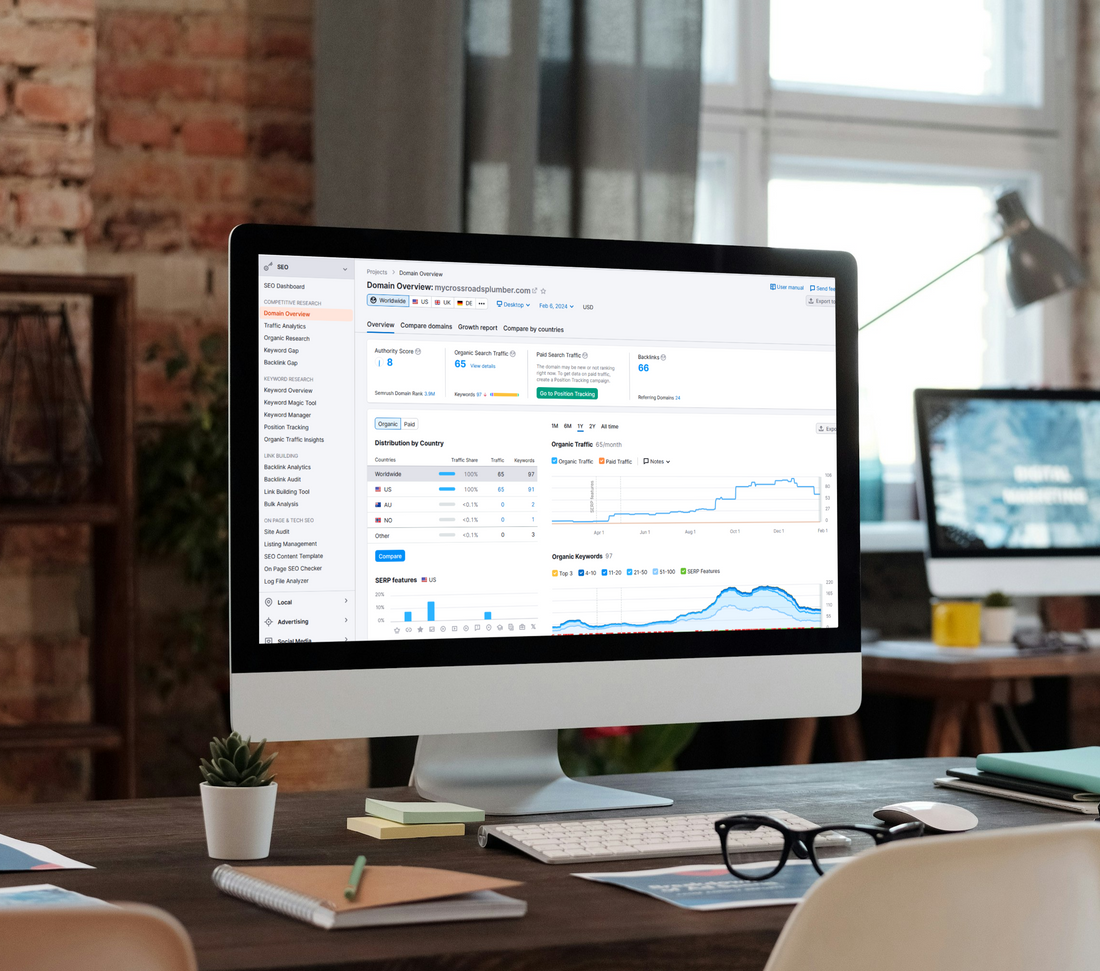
[552,583,822,634]
[551,476,822,525]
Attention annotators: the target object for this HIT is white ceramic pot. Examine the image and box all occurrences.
[982,606,1017,645]
[200,782,277,860]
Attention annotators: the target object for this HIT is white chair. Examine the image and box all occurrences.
[0,902,197,971]
[764,822,1100,971]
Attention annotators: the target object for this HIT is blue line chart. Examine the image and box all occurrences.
[552,584,821,634]
[551,478,821,525]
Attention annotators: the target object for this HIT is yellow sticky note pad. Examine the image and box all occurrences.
[347,816,465,840]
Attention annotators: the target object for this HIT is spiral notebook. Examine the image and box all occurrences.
[212,863,525,930]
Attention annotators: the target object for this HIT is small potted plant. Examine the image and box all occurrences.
[982,591,1017,645]
[199,732,278,860]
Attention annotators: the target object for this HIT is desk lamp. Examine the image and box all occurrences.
[859,190,1086,332]
[857,190,1086,525]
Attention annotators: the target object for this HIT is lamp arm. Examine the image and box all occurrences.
[858,233,1007,333]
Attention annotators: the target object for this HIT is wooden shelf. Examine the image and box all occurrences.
[0,271,136,798]
[0,723,123,751]
[0,502,119,525]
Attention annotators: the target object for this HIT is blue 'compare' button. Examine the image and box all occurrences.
[375,550,405,562]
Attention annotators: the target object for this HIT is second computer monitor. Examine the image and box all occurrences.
[917,388,1100,597]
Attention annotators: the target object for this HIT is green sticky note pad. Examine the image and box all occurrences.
[363,798,485,824]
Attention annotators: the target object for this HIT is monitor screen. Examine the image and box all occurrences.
[232,228,859,674]
[917,390,1100,555]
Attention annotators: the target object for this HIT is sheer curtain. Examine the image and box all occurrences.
[314,0,469,232]
[315,0,704,243]
[465,0,703,241]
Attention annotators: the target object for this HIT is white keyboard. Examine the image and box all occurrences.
[477,808,850,865]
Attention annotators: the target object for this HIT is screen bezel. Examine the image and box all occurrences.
[916,386,1100,560]
[230,224,860,674]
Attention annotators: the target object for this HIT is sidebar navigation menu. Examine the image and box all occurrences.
[259,259,355,642]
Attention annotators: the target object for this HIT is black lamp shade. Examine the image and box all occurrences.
[996,190,1087,309]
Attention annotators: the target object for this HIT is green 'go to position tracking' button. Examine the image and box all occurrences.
[536,387,598,400]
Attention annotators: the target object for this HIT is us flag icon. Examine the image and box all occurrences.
[375,486,381,492]
[421,577,427,582]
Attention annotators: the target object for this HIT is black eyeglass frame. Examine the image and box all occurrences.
[714,812,925,880]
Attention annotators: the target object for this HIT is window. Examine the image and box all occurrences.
[769,0,1042,106]
[701,0,737,86]
[696,0,1074,521]
[693,151,736,246]
[768,169,1040,466]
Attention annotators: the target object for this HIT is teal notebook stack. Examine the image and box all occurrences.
[976,748,1100,793]
[934,747,1100,815]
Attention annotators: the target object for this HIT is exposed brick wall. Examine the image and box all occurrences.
[1,0,315,802]
[0,0,95,272]
[87,0,315,796]
[0,0,97,801]
[88,0,313,422]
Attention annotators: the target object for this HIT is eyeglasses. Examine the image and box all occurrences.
[714,812,925,880]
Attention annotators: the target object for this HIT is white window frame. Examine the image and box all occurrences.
[699,0,1078,544]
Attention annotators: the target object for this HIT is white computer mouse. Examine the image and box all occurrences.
[873,801,979,833]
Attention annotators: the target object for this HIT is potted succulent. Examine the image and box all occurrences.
[982,591,1017,645]
[199,732,278,860]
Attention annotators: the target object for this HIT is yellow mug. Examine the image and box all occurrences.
[931,600,982,648]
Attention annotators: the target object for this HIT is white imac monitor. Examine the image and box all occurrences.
[917,388,1100,598]
[228,226,861,814]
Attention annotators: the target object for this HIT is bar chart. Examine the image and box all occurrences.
[403,601,484,622]
[386,590,540,634]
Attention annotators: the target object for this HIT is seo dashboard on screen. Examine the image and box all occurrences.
[258,254,839,645]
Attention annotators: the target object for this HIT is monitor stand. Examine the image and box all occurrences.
[410,730,674,816]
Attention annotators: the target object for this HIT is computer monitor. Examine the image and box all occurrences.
[916,388,1100,597]
[229,226,860,814]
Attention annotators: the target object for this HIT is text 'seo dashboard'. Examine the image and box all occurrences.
[258,255,839,644]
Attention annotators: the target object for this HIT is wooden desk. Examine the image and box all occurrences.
[0,759,1084,970]
[863,641,1100,757]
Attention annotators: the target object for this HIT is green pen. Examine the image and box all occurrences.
[344,854,367,901]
